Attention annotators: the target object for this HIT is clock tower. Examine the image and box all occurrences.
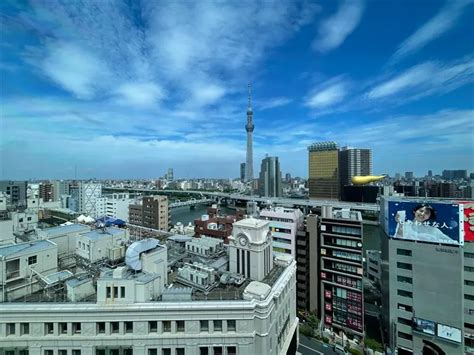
[229,217,273,281]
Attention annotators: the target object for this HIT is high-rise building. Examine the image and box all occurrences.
[259,207,304,257]
[442,169,468,180]
[428,170,433,178]
[78,182,102,217]
[245,84,254,181]
[0,181,27,209]
[339,147,372,196]
[129,195,169,231]
[167,168,174,182]
[39,182,54,202]
[380,197,469,355]
[308,142,340,200]
[285,173,292,183]
[405,172,414,181]
[258,156,282,197]
[295,214,320,313]
[52,180,70,201]
[240,162,246,182]
[320,208,364,339]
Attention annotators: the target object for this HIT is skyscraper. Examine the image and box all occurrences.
[258,156,282,197]
[245,84,254,181]
[308,142,339,200]
[240,162,246,182]
[339,147,372,187]
[167,168,174,181]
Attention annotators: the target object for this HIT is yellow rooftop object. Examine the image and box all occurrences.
[352,175,385,185]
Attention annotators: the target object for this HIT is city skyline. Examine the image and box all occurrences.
[1,0,473,180]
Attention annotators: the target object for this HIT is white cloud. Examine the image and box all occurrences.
[391,0,472,62]
[40,43,110,99]
[259,97,292,110]
[187,82,227,107]
[367,56,474,100]
[115,82,166,107]
[305,78,348,109]
[312,0,365,52]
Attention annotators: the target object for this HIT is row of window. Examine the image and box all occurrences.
[331,226,361,236]
[5,320,236,336]
[332,238,360,249]
[32,346,237,355]
[332,250,362,261]
[106,286,126,299]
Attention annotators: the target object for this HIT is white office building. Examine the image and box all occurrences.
[0,217,299,355]
[78,183,102,217]
[259,207,304,257]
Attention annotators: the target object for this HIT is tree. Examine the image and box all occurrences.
[365,338,384,352]
[299,324,313,337]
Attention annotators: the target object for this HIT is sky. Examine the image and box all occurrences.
[0,0,473,180]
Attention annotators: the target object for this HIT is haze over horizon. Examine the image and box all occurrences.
[1,0,473,180]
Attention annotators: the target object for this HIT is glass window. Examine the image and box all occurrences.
[199,348,209,355]
[176,349,185,355]
[45,322,54,334]
[397,290,413,298]
[214,320,222,331]
[163,321,171,332]
[59,350,67,355]
[72,322,81,334]
[149,321,158,333]
[125,321,133,333]
[121,286,126,298]
[162,350,171,355]
[72,350,81,355]
[398,317,411,326]
[397,249,412,256]
[177,320,185,332]
[97,322,105,334]
[111,321,119,333]
[20,322,29,335]
[59,322,67,334]
[28,255,37,265]
[227,320,236,331]
[397,276,412,284]
[6,323,15,335]
[397,262,412,270]
[148,350,157,355]
[200,320,209,331]
[398,331,413,340]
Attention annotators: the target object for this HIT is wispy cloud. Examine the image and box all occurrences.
[391,0,472,62]
[114,82,166,107]
[367,56,474,101]
[305,77,348,109]
[312,0,365,52]
[258,97,293,110]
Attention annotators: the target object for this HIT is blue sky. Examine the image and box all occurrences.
[1,0,473,180]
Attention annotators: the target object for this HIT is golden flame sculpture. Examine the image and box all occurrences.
[351,175,386,185]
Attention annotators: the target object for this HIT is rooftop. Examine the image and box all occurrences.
[81,227,126,241]
[38,223,90,237]
[0,240,56,258]
[233,217,269,229]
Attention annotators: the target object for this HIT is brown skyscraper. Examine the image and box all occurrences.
[308,141,339,200]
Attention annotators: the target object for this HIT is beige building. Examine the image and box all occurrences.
[129,196,169,231]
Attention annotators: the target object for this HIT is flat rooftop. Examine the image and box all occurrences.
[0,240,56,258]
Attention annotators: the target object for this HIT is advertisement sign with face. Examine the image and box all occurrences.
[387,201,464,245]
[412,317,435,335]
[456,201,474,242]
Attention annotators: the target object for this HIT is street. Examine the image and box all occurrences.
[297,334,338,355]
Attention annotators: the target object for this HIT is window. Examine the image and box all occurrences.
[398,331,413,340]
[114,286,119,298]
[96,350,106,355]
[28,255,37,265]
[397,262,412,270]
[106,286,111,298]
[149,321,157,333]
[123,349,132,355]
[72,322,81,334]
[27,217,32,221]
[213,347,223,355]
[397,249,412,256]
[59,351,67,355]
[163,320,171,332]
[6,323,15,335]
[20,322,29,335]
[398,317,412,326]
[125,321,133,333]
[465,294,474,301]
[227,346,237,355]
[465,266,474,272]
[97,322,105,334]
[19,351,29,355]
[19,218,23,222]
[59,322,68,334]
[148,350,157,355]
[111,321,119,333]
[466,280,474,286]
[199,348,209,355]
[176,349,185,355]
[200,320,209,331]
[72,350,81,355]
[177,320,185,332]
[213,320,222,331]
[44,351,53,355]
[465,252,474,258]
[162,349,171,355]
[397,303,413,312]
[397,275,412,284]
[121,286,126,298]
[227,320,236,331]
[45,322,54,334]
[397,290,413,298]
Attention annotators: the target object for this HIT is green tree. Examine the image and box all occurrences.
[299,324,313,337]
[365,338,384,352]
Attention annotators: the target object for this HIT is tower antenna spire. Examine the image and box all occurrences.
[247,83,252,111]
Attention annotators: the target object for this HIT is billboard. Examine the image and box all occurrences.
[387,200,464,245]
[412,317,435,335]
[456,201,474,242]
[437,324,462,343]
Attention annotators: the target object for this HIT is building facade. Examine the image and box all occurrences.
[338,147,372,197]
[0,181,28,209]
[258,156,282,198]
[320,209,364,339]
[308,142,339,200]
[240,163,246,182]
[129,196,169,231]
[78,183,102,217]
[259,207,304,257]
